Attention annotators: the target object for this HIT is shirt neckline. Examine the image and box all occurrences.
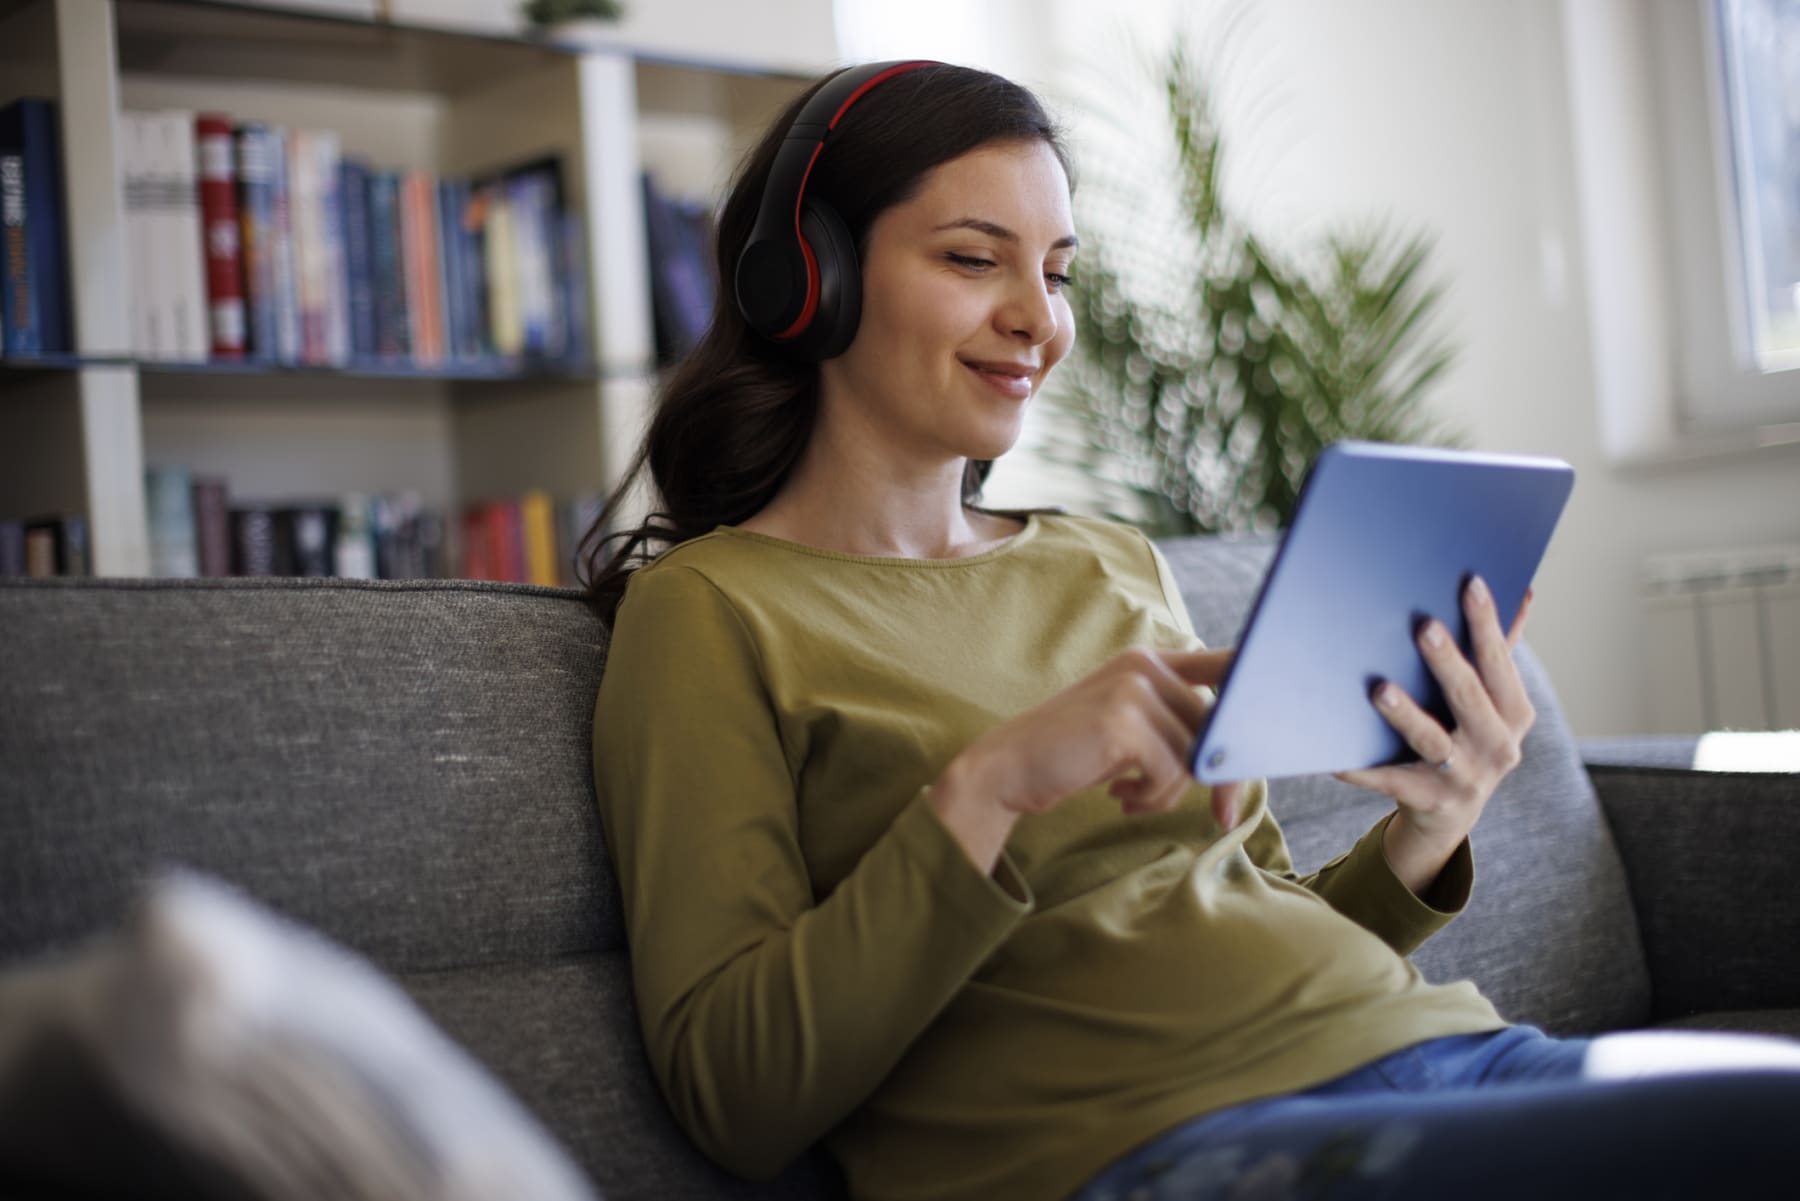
[713,510,1046,567]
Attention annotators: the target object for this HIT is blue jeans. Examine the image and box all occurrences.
[1069,1024,1800,1200]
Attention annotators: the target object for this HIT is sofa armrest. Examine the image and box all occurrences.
[1583,749,1800,1022]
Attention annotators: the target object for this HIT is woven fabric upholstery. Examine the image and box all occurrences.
[1588,763,1800,1023]
[1153,534,1653,1035]
[0,577,623,971]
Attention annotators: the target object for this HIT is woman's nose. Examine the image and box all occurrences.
[998,277,1060,345]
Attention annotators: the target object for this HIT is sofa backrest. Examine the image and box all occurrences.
[0,538,1653,1196]
[1156,534,1652,1034]
[0,575,836,1201]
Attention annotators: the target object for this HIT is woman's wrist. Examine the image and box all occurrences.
[927,754,1020,876]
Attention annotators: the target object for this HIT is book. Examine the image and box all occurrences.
[196,113,246,358]
[273,506,336,577]
[335,493,376,580]
[146,465,200,578]
[520,489,557,586]
[340,159,375,361]
[0,519,23,576]
[0,146,35,356]
[160,109,211,362]
[399,170,445,365]
[23,514,88,577]
[121,112,162,359]
[229,506,278,576]
[367,170,409,361]
[235,123,279,363]
[436,178,466,363]
[192,476,232,577]
[0,98,72,355]
[269,126,301,365]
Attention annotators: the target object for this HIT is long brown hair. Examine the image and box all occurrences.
[576,63,1073,627]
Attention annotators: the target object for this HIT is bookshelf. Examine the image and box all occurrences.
[0,0,818,578]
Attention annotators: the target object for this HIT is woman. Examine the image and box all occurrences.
[581,60,1800,1201]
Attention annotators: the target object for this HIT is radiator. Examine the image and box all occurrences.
[1642,544,1800,733]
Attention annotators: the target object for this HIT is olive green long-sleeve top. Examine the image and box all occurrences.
[592,511,1507,1201]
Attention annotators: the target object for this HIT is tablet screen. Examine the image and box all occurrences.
[1188,440,1575,784]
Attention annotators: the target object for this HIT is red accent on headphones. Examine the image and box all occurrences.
[736,59,943,358]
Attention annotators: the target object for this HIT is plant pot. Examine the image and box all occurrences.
[541,17,616,49]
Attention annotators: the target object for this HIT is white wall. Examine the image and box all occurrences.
[968,0,1800,737]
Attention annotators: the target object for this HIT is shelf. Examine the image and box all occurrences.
[115,0,572,96]
[0,354,654,383]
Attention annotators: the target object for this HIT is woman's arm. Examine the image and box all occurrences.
[594,565,1031,1180]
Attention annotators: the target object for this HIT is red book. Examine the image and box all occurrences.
[400,171,445,365]
[459,502,494,580]
[483,499,523,583]
[196,113,245,357]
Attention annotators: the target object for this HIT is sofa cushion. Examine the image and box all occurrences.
[0,870,596,1201]
[400,954,844,1201]
[0,577,625,973]
[1653,1010,1800,1039]
[1153,534,1654,1035]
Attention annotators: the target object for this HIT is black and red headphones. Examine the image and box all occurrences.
[734,59,942,362]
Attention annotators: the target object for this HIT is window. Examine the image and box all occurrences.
[1717,0,1800,374]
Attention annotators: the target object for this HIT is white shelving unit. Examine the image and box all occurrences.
[0,0,816,577]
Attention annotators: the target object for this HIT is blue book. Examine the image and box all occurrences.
[340,158,376,361]
[367,170,408,360]
[0,99,71,354]
[436,178,466,363]
[235,123,279,363]
[1,148,36,355]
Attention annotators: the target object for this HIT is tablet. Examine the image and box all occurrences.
[1187,440,1576,784]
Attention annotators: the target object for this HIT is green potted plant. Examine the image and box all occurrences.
[1042,38,1466,538]
[520,0,625,46]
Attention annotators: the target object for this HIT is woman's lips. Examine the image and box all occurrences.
[963,361,1033,399]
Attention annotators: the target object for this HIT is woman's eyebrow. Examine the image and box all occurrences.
[931,217,1078,251]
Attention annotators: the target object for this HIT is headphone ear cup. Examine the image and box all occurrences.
[790,198,862,362]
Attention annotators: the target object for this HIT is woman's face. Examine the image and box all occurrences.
[819,139,1077,466]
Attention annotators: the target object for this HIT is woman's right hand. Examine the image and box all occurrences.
[928,648,1241,873]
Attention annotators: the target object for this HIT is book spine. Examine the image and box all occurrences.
[485,183,521,357]
[334,493,375,579]
[0,147,37,356]
[313,132,348,366]
[196,113,246,358]
[275,506,336,577]
[520,488,557,586]
[289,129,325,364]
[0,99,72,353]
[122,113,160,359]
[192,476,232,577]
[235,123,278,363]
[23,515,85,577]
[165,110,211,362]
[0,519,23,576]
[368,171,408,360]
[460,501,493,580]
[436,178,464,362]
[230,506,277,576]
[145,464,200,578]
[484,498,522,583]
[340,158,375,361]
[269,126,300,365]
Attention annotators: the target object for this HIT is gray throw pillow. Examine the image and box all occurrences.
[0,870,599,1201]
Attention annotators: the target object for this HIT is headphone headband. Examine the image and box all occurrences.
[735,59,941,356]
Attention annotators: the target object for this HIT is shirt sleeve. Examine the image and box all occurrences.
[1242,800,1473,957]
[592,563,1033,1180]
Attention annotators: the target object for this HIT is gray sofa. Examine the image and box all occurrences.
[3,533,1796,1200]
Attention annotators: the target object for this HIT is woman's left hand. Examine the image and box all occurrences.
[1332,576,1537,845]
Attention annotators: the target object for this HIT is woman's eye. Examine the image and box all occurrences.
[1047,272,1076,291]
[945,252,996,271]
